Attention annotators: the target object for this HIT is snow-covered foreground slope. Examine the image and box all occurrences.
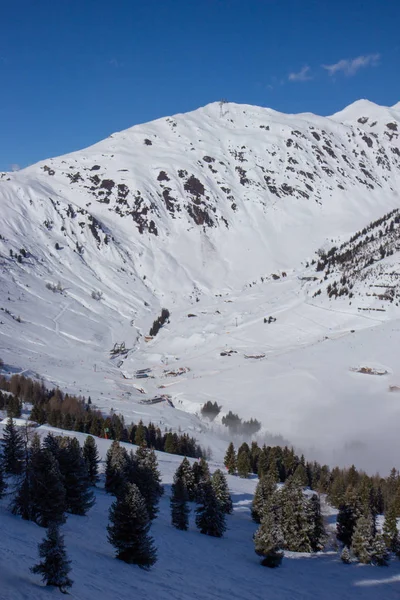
[0,428,399,600]
[1,99,400,471]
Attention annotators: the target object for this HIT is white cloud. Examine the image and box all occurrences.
[323,53,380,77]
[288,65,312,82]
[10,164,20,172]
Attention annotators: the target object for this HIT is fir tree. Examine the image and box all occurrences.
[2,417,24,475]
[12,437,42,522]
[195,480,226,537]
[129,446,163,520]
[175,457,196,501]
[224,442,237,475]
[293,463,309,487]
[134,420,147,446]
[351,514,373,564]
[336,502,358,548]
[30,448,66,527]
[170,477,190,530]
[257,445,270,479]
[280,477,311,552]
[58,438,95,516]
[193,458,211,501]
[306,494,326,552]
[105,440,128,496]
[340,546,351,564]
[211,469,233,515]
[31,523,72,593]
[371,533,390,566]
[252,474,276,523]
[383,503,399,553]
[83,435,99,486]
[254,494,284,568]
[107,483,157,568]
[236,450,251,479]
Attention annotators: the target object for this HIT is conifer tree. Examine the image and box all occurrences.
[170,477,190,530]
[250,441,261,474]
[336,502,358,548]
[83,435,99,486]
[12,436,42,522]
[257,445,269,479]
[293,463,309,487]
[31,523,72,593]
[351,514,373,564]
[280,477,311,552]
[211,469,233,515]
[254,494,284,568]
[134,420,147,447]
[252,474,276,523]
[306,494,326,552]
[2,417,24,474]
[340,546,351,564]
[105,440,128,496]
[58,438,95,516]
[130,446,163,520]
[30,449,66,527]
[193,458,211,501]
[383,503,399,553]
[371,533,390,566]
[175,457,196,500]
[195,480,226,537]
[224,442,237,475]
[236,450,251,479]
[107,483,157,568]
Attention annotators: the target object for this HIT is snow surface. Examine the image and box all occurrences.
[1,99,400,471]
[0,427,400,600]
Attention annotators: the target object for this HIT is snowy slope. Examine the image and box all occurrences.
[0,428,399,600]
[1,99,400,470]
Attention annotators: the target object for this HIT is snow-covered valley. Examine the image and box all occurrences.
[1,99,400,471]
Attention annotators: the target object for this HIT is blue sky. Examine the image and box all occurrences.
[1,0,399,171]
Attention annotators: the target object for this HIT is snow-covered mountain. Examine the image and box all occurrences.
[1,99,400,470]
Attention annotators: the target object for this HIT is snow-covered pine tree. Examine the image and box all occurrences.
[280,477,311,552]
[383,502,399,553]
[195,479,226,537]
[251,474,276,523]
[211,469,233,515]
[105,440,129,496]
[31,523,72,593]
[371,533,390,566]
[293,462,309,486]
[58,438,95,516]
[254,494,284,568]
[340,546,351,564]
[224,442,237,475]
[128,446,163,520]
[305,494,326,552]
[2,417,25,475]
[175,457,196,500]
[107,483,157,568]
[351,514,373,564]
[83,435,100,486]
[170,476,190,530]
[193,457,211,501]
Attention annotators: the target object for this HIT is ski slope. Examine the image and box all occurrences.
[0,428,399,600]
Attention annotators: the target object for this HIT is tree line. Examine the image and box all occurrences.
[224,441,400,567]
[0,372,204,459]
